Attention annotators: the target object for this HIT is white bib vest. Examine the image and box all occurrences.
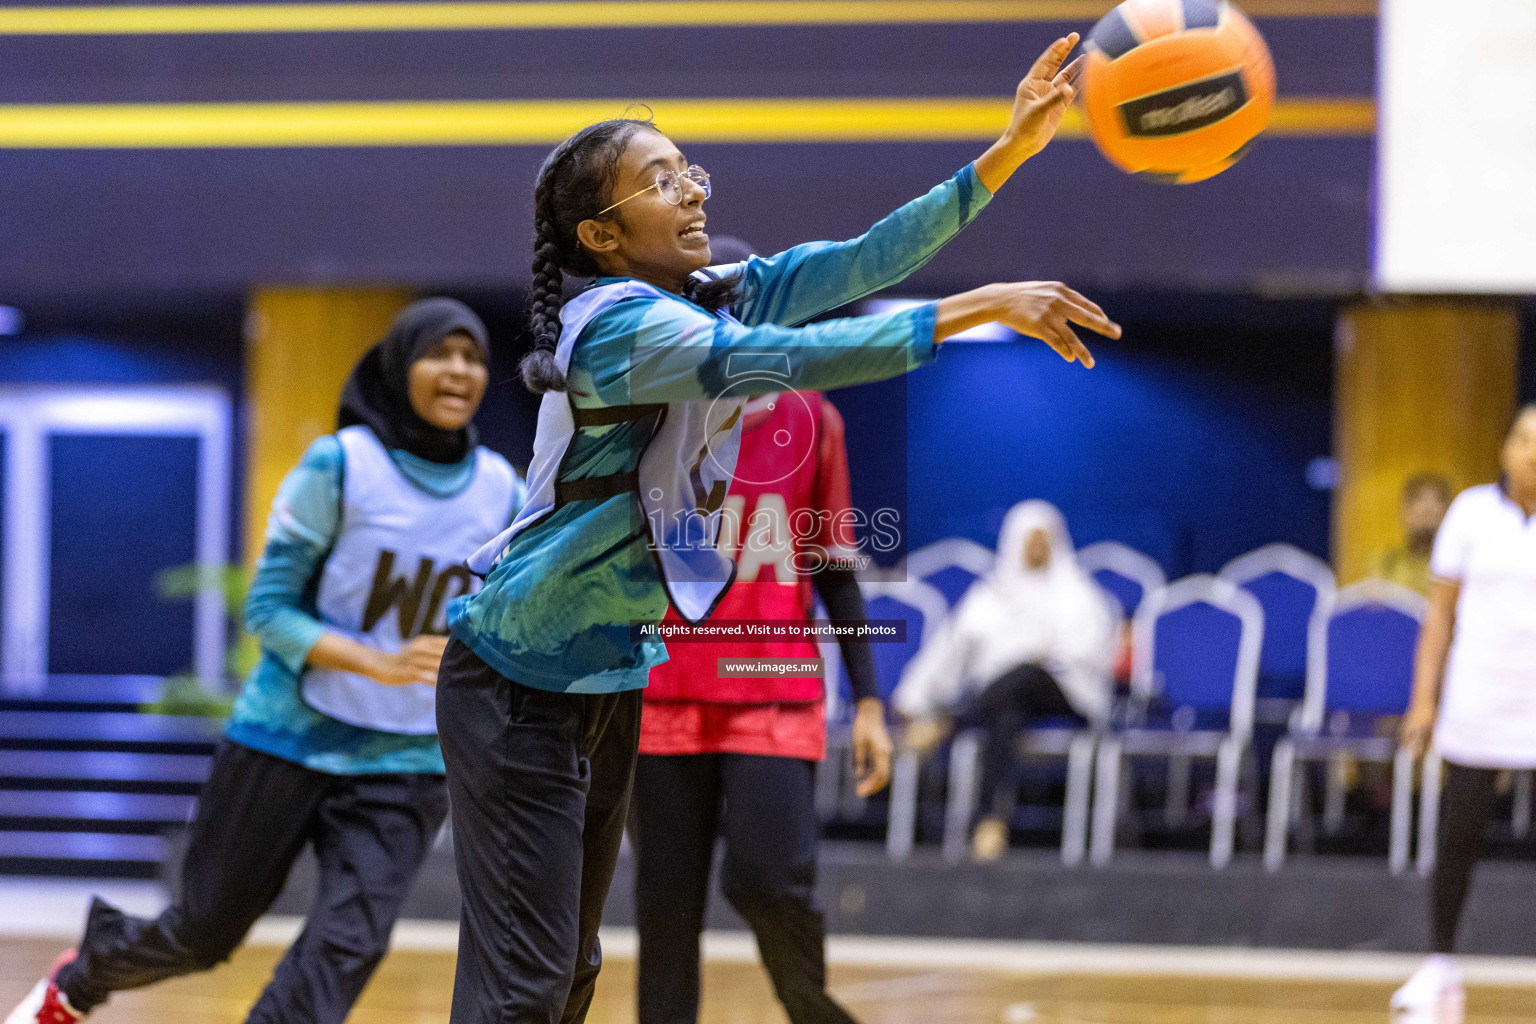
[468,276,747,623]
[304,426,518,734]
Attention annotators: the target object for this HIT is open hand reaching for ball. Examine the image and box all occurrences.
[939,34,1120,366]
[935,281,1121,367]
[1008,35,1088,161]
[975,34,1087,192]
[986,281,1116,367]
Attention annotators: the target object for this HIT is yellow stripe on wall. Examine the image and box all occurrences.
[1267,98,1376,135]
[0,0,1376,36]
[0,97,1374,148]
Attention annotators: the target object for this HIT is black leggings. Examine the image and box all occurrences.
[953,662,1082,822]
[436,638,641,1024]
[631,753,857,1024]
[1432,761,1507,953]
[57,740,448,1022]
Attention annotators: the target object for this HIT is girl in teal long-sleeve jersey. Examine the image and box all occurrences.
[9,299,524,1024]
[435,35,1121,1024]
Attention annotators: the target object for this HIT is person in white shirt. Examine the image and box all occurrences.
[1393,405,1536,1021]
[895,500,1115,862]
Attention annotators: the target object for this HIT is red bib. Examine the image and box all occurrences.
[645,391,855,705]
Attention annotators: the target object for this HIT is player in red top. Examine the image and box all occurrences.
[631,358,892,1024]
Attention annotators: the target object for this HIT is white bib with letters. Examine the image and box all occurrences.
[303,426,517,734]
[468,275,745,623]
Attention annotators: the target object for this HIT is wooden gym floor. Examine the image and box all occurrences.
[8,933,1536,1024]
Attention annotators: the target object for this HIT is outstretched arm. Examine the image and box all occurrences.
[575,274,1118,405]
[577,297,942,404]
[730,167,991,329]
[731,35,1085,329]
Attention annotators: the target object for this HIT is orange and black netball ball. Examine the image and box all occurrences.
[1081,0,1276,184]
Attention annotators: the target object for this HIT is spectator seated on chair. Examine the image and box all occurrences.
[893,500,1115,863]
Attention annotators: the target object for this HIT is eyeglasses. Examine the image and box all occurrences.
[595,164,711,216]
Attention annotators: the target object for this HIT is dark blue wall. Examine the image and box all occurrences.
[0,291,541,559]
[830,293,1337,577]
[0,135,1374,295]
[0,296,246,552]
[0,15,1375,104]
[0,434,6,661]
[48,435,199,674]
[0,300,244,674]
[0,14,1374,293]
[0,298,245,388]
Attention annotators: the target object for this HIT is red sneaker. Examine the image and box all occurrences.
[4,950,86,1024]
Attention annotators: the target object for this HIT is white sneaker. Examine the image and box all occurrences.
[1390,955,1466,1024]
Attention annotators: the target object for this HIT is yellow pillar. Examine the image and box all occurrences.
[243,286,413,566]
[1333,298,1519,584]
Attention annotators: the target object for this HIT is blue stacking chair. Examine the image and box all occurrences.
[816,578,946,829]
[936,679,1104,868]
[898,537,994,608]
[874,537,990,833]
[1219,544,1336,708]
[1077,541,1167,622]
[824,578,944,713]
[1090,575,1264,868]
[1264,580,1425,873]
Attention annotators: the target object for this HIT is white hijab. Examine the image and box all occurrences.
[894,501,1114,721]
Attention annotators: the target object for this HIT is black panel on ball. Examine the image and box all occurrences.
[1182,0,1226,30]
[1087,6,1142,60]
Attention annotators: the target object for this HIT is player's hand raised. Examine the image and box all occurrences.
[1006,35,1086,161]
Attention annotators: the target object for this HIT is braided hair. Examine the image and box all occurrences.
[520,116,741,394]
[682,271,742,313]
